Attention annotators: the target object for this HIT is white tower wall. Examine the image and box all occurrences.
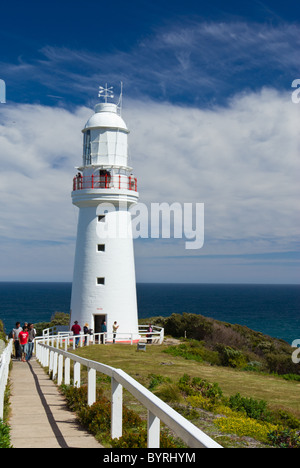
[70,206,138,339]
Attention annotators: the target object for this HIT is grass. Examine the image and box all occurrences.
[72,341,300,419]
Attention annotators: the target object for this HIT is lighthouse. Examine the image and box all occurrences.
[70,85,139,341]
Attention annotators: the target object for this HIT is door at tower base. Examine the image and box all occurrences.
[70,206,139,342]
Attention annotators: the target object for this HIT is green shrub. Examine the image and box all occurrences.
[0,419,12,448]
[177,374,223,403]
[227,393,270,421]
[268,429,300,448]
[60,383,183,448]
[282,374,300,382]
[34,312,70,336]
[0,320,7,342]
[164,340,220,365]
[242,361,263,372]
[270,409,300,430]
[148,374,171,390]
[265,353,299,375]
[111,428,185,448]
[164,313,213,341]
[215,344,248,368]
[154,383,183,403]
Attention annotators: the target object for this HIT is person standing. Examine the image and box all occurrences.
[83,323,89,346]
[146,324,153,344]
[101,321,107,344]
[12,322,23,360]
[26,323,36,362]
[71,321,81,347]
[112,321,119,344]
[18,326,29,362]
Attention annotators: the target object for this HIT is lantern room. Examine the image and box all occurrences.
[82,102,129,168]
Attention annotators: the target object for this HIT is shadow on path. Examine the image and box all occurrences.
[27,361,69,448]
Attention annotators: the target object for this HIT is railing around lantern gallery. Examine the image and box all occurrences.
[35,335,222,449]
[73,174,137,192]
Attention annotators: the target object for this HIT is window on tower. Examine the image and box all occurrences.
[97,244,105,252]
[98,215,105,222]
[83,130,91,165]
[97,277,105,285]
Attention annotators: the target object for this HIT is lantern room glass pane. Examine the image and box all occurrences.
[83,130,91,165]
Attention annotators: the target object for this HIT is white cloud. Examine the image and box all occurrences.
[126,88,300,255]
[0,87,299,281]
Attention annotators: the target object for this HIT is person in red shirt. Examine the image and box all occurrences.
[71,321,81,347]
[18,326,29,362]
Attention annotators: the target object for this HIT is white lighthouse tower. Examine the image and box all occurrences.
[70,85,139,341]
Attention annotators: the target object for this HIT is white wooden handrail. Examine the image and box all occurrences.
[35,338,222,449]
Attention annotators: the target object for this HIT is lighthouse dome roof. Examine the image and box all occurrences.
[83,102,128,132]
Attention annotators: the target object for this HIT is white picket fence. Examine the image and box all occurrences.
[43,325,164,346]
[35,336,222,449]
[0,340,13,420]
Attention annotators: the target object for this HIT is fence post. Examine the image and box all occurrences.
[53,351,58,380]
[57,354,63,385]
[49,350,54,375]
[74,361,81,388]
[111,376,123,440]
[88,367,96,406]
[147,410,160,448]
[65,357,70,385]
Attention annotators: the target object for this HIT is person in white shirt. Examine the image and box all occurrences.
[12,322,23,360]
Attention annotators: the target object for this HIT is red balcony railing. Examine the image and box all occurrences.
[73,174,137,192]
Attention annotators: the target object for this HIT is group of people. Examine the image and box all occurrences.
[12,322,36,362]
[70,320,120,345]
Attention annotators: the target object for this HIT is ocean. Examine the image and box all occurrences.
[0,282,299,345]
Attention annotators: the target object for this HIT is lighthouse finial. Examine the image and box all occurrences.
[98,84,114,103]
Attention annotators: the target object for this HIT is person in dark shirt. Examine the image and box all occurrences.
[101,321,107,344]
[71,321,81,347]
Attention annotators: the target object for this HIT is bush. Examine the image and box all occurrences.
[164,341,220,365]
[0,320,7,342]
[186,394,215,412]
[265,353,299,375]
[148,374,171,390]
[111,428,185,448]
[268,429,300,448]
[0,419,12,448]
[154,383,183,403]
[214,414,279,444]
[34,312,70,336]
[269,409,300,430]
[60,384,181,448]
[177,374,223,403]
[227,393,270,421]
[215,345,248,368]
[164,313,213,341]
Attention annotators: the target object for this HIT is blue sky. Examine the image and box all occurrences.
[0,0,299,283]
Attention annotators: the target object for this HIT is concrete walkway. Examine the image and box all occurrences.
[9,358,103,448]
